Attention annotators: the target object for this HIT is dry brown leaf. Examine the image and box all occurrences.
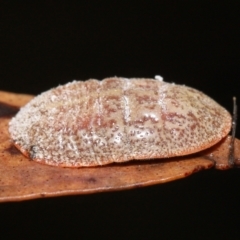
[0,90,239,202]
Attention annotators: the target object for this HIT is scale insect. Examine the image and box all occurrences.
[9,76,232,167]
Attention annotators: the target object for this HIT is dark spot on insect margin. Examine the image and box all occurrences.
[29,145,38,160]
[0,101,19,117]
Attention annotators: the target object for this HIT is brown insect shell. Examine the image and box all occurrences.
[9,77,232,167]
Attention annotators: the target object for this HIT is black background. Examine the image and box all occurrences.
[1,1,240,239]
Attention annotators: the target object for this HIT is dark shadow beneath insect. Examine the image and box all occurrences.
[6,144,22,156]
[0,101,19,118]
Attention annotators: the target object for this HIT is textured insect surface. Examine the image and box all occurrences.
[9,77,232,167]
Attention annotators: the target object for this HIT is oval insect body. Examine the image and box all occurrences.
[9,77,232,167]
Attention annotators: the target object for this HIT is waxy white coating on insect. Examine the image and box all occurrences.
[9,77,232,167]
[155,75,164,81]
